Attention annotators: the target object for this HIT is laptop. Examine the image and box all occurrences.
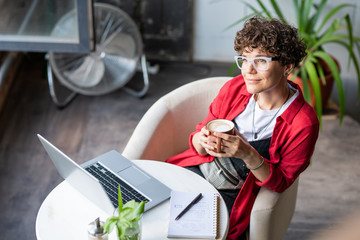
[37,134,171,215]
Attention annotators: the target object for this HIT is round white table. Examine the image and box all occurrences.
[36,160,229,240]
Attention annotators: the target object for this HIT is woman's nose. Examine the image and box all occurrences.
[245,62,257,73]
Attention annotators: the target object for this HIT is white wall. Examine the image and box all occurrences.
[193,0,246,62]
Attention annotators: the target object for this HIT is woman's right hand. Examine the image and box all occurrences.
[192,126,218,155]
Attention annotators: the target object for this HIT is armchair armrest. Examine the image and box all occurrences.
[249,178,299,240]
[122,99,174,161]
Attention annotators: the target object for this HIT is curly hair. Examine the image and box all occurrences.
[234,16,307,68]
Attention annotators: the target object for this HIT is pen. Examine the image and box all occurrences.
[175,193,203,220]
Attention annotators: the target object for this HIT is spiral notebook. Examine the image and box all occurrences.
[167,191,219,239]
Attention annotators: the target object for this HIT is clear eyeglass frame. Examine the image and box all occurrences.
[234,55,280,71]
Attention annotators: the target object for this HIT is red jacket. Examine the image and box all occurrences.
[166,75,319,239]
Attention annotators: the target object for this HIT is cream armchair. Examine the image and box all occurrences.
[123,77,299,240]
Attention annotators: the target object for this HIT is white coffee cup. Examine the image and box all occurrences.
[206,119,235,153]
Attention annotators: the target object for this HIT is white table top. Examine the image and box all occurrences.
[36,160,229,240]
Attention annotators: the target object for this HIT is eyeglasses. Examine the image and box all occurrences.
[234,56,280,71]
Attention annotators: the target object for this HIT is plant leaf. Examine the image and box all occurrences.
[121,200,146,221]
[344,14,353,65]
[302,0,313,33]
[304,58,323,126]
[298,0,307,32]
[255,0,272,19]
[132,201,146,221]
[103,217,118,234]
[228,62,238,76]
[118,185,123,212]
[246,2,264,17]
[312,34,348,51]
[306,0,327,34]
[270,0,287,23]
[116,220,126,239]
[315,3,352,35]
[300,64,311,103]
[332,39,360,100]
[316,61,326,85]
[313,51,345,123]
[355,37,360,57]
[120,207,135,220]
[123,200,136,208]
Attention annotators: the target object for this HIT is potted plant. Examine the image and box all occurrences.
[103,186,146,240]
[227,0,360,125]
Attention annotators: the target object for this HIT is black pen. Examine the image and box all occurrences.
[175,193,203,220]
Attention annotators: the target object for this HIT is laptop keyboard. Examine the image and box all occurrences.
[85,163,149,207]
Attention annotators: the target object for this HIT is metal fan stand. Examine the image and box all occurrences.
[46,3,150,108]
[46,53,150,108]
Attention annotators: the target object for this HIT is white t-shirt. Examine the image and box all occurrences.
[234,84,299,141]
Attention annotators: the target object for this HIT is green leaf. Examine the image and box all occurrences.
[355,38,360,57]
[117,220,126,239]
[315,3,352,35]
[300,32,315,48]
[302,0,313,33]
[311,34,348,51]
[123,200,137,208]
[304,58,323,126]
[256,0,272,19]
[305,0,327,34]
[132,201,146,221]
[298,0,307,32]
[353,53,360,101]
[316,61,326,85]
[332,39,360,85]
[270,0,287,23]
[245,3,264,17]
[119,206,135,220]
[300,65,311,103]
[313,52,345,123]
[118,185,123,212]
[228,62,237,76]
[103,217,117,234]
[344,14,353,65]
[120,200,146,221]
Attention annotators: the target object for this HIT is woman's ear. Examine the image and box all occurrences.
[284,63,295,76]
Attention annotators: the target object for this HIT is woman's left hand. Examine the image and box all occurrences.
[205,128,254,159]
[206,128,270,182]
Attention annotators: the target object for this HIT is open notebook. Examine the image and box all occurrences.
[167,191,219,239]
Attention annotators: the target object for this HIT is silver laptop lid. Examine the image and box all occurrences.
[38,134,115,215]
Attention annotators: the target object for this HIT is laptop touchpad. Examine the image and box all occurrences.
[118,166,150,186]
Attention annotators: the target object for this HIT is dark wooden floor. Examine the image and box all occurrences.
[0,53,229,239]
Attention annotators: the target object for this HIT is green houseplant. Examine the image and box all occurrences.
[103,186,146,240]
[227,0,360,125]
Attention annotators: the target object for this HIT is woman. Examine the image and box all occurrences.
[167,16,319,239]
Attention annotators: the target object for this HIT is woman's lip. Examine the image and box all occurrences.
[245,78,260,82]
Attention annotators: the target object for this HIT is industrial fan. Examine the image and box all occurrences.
[47,3,149,107]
